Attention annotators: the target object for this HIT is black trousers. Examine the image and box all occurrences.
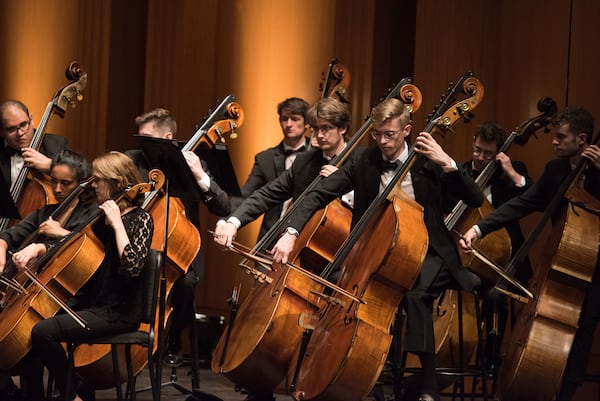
[31,311,138,400]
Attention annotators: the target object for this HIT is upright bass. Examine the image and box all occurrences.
[494,135,600,401]
[211,78,422,395]
[286,71,484,401]
[0,62,87,231]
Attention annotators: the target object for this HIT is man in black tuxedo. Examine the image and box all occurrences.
[461,121,533,370]
[238,97,311,240]
[213,97,351,401]
[0,99,68,192]
[254,98,482,401]
[127,108,230,365]
[460,107,600,401]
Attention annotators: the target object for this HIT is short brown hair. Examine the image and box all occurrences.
[135,108,177,137]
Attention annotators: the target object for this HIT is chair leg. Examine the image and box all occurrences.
[473,291,488,401]
[125,345,136,401]
[65,342,76,401]
[111,345,124,401]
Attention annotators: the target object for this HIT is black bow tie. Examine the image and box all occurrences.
[3,146,21,157]
[470,169,481,179]
[284,146,306,157]
[379,159,400,172]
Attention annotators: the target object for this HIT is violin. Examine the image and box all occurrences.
[0,62,87,231]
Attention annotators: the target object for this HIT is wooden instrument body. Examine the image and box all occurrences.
[495,185,599,400]
[288,194,428,401]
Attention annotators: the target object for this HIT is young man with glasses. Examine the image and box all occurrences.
[460,121,533,373]
[259,98,483,401]
[213,96,351,401]
[0,100,69,190]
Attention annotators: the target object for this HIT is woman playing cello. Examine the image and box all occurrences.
[460,107,600,401]
[0,149,96,400]
[264,97,483,401]
[13,151,153,401]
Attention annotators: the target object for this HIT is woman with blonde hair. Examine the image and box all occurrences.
[14,151,154,401]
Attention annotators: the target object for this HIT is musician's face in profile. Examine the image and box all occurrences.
[372,116,411,161]
[137,121,173,140]
[552,123,586,159]
[1,105,34,150]
[91,173,113,204]
[279,109,308,141]
[50,165,78,202]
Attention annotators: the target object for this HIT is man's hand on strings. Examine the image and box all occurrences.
[214,220,237,248]
[183,151,208,182]
[271,232,297,264]
[320,165,339,177]
[414,132,454,169]
[21,147,53,173]
[582,145,600,169]
[458,227,480,253]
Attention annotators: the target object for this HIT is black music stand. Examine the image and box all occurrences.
[0,173,20,219]
[136,135,223,401]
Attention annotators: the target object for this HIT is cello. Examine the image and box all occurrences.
[286,72,484,401]
[493,136,600,401]
[0,61,87,231]
[73,99,244,388]
[211,79,421,396]
[0,177,156,370]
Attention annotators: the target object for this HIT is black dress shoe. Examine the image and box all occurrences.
[164,351,184,367]
[242,394,276,401]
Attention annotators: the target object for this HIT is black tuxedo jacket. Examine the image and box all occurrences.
[286,146,484,290]
[239,137,310,239]
[232,148,332,229]
[0,133,68,186]
[478,157,600,237]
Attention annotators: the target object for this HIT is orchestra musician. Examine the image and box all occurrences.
[127,108,230,365]
[0,149,97,401]
[236,97,311,240]
[232,98,483,401]
[461,121,533,369]
[214,96,352,401]
[0,100,68,187]
[459,107,600,401]
[21,151,153,401]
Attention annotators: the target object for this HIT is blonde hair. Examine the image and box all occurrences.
[370,98,412,127]
[92,151,144,209]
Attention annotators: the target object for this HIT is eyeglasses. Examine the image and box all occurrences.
[371,129,402,140]
[312,124,336,134]
[472,146,496,160]
[4,119,32,134]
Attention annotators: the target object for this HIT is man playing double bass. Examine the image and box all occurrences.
[214,96,352,401]
[0,149,97,401]
[0,100,68,189]
[460,107,600,401]
[240,98,483,401]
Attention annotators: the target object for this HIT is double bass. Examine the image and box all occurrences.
[286,72,484,401]
[211,78,422,395]
[0,61,87,231]
[493,136,600,401]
